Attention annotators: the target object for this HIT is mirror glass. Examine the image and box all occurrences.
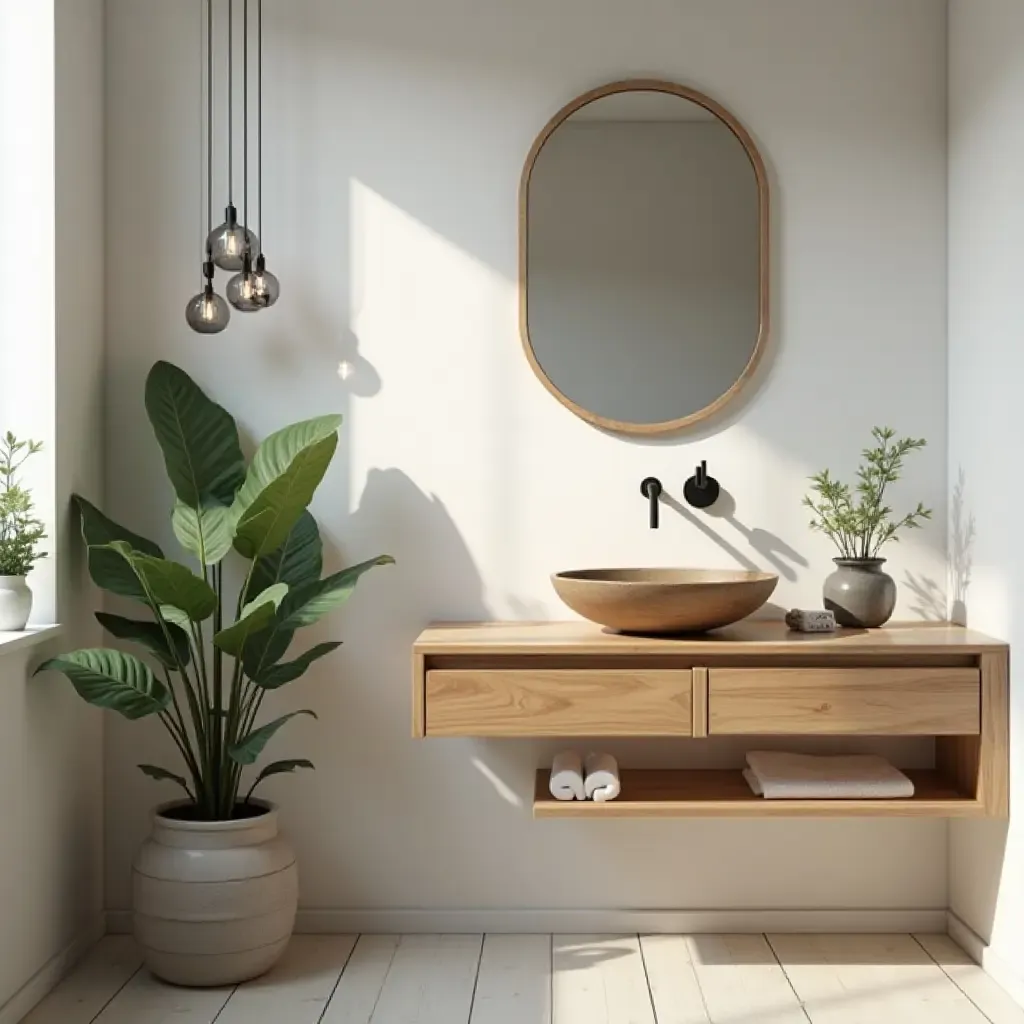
[523,85,767,433]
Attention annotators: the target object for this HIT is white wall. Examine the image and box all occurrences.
[0,0,106,1017]
[529,120,760,425]
[948,0,1024,993]
[104,0,949,920]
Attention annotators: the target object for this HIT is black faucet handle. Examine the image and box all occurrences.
[684,461,720,509]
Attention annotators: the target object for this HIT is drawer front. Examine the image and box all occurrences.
[708,668,980,735]
[425,669,693,737]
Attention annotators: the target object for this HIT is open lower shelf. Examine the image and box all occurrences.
[533,769,983,818]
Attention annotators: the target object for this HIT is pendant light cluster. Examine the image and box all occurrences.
[187,0,279,334]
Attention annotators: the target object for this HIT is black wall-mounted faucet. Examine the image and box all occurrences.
[683,460,720,509]
[640,477,662,529]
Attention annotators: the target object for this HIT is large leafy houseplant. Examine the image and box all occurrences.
[38,362,392,820]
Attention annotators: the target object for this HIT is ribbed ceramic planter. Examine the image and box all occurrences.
[0,575,32,631]
[823,558,897,628]
[133,800,297,987]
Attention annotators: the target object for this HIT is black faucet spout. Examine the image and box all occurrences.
[640,477,663,529]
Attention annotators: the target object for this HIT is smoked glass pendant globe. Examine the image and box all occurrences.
[251,254,280,308]
[228,253,280,311]
[185,284,230,333]
[207,204,258,272]
[227,252,260,312]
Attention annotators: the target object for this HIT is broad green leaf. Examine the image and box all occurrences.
[138,764,191,794]
[241,624,295,681]
[243,554,392,680]
[213,583,288,656]
[95,612,191,670]
[236,416,342,503]
[252,512,322,593]
[253,641,341,689]
[102,542,217,622]
[172,501,236,566]
[159,605,192,629]
[231,416,342,560]
[247,759,314,796]
[74,494,163,601]
[145,361,246,507]
[234,436,338,561]
[228,710,317,766]
[35,649,170,720]
[278,555,395,629]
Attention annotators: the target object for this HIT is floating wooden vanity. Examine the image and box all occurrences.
[412,621,1009,819]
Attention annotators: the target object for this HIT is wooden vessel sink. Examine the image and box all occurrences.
[551,568,779,634]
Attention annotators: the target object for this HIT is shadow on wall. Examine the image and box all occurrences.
[949,467,976,626]
[904,467,975,623]
[902,571,946,622]
[262,282,383,400]
[942,468,1004,951]
[351,466,490,621]
[661,487,807,585]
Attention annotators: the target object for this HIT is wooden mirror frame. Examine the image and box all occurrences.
[519,79,771,435]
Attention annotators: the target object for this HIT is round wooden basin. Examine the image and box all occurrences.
[551,568,779,634]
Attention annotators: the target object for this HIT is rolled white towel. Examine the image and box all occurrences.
[583,752,621,802]
[549,750,585,801]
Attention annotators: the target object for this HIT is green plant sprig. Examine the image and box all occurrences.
[35,362,393,821]
[0,432,46,577]
[803,426,933,561]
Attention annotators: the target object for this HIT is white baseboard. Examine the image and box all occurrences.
[107,906,945,936]
[947,910,1024,1008]
[0,915,105,1024]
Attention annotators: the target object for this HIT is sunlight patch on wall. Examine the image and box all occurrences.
[471,757,523,808]
[344,178,522,593]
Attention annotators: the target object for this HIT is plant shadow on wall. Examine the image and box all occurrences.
[948,467,975,626]
[286,467,507,897]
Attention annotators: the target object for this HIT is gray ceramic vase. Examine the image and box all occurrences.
[823,558,896,628]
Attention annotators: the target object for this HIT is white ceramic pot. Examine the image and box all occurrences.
[133,800,298,986]
[0,576,31,631]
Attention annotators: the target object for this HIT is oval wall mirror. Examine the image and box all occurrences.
[520,80,770,435]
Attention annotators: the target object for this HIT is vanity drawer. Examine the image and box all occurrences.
[425,669,693,737]
[708,668,980,735]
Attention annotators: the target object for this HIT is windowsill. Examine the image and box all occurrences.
[0,624,63,656]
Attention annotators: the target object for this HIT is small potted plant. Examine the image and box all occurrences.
[36,362,392,986]
[0,432,46,630]
[804,426,932,627]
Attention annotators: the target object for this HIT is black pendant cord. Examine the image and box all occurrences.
[206,0,213,262]
[257,0,263,257]
[242,0,249,251]
[199,0,205,284]
[227,0,233,206]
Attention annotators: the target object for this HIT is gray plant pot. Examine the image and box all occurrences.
[823,558,896,628]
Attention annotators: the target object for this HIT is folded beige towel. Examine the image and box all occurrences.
[745,751,915,799]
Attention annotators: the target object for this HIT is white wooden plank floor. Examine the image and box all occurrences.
[19,933,1024,1024]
